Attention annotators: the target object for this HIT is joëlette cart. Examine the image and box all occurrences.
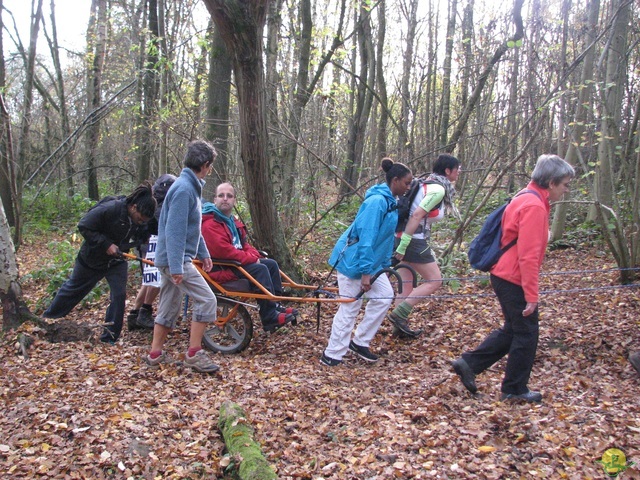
[124,253,417,354]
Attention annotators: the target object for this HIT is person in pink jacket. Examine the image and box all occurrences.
[452,154,575,403]
[201,182,296,332]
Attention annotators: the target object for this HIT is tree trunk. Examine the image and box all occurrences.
[136,0,160,184]
[0,2,17,229]
[446,0,524,153]
[550,0,600,241]
[15,0,44,247]
[590,0,632,282]
[590,0,629,219]
[218,401,277,480]
[375,0,388,160]
[455,0,474,194]
[340,2,376,197]
[276,0,348,213]
[398,0,418,159]
[85,0,107,201]
[203,0,301,280]
[438,0,457,149]
[205,20,232,187]
[265,0,282,188]
[275,0,313,223]
[505,45,520,193]
[0,195,37,331]
[46,0,75,198]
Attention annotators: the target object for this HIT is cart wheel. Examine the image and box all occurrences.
[202,298,253,354]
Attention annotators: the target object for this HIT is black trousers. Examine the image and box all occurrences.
[240,258,283,324]
[461,274,539,395]
[43,258,128,343]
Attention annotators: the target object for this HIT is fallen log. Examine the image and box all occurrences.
[218,400,277,480]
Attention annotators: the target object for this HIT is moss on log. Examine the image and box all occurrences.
[218,400,277,480]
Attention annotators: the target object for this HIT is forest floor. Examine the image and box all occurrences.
[1,234,640,479]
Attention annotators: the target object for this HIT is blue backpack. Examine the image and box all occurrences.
[467,190,540,271]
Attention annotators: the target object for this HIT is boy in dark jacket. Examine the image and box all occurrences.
[43,183,156,343]
[127,174,176,330]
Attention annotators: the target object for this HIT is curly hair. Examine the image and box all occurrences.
[125,181,156,219]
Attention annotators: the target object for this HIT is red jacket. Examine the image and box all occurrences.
[490,182,550,303]
[201,213,262,284]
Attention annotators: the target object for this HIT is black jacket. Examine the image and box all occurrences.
[77,197,150,270]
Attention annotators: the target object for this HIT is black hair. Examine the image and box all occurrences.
[125,181,156,219]
[381,157,411,185]
[432,154,460,175]
[153,174,177,203]
[184,139,217,172]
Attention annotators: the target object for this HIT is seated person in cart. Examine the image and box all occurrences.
[201,182,297,332]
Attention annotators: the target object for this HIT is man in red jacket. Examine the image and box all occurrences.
[452,154,575,403]
[201,183,296,332]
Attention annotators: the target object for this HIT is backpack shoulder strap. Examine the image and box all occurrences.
[500,189,543,253]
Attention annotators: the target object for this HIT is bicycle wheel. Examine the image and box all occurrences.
[202,298,254,354]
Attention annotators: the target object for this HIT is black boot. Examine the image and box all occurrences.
[127,310,141,331]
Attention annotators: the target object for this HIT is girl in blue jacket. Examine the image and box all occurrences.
[321,158,412,366]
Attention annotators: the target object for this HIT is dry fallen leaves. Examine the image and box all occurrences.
[1,240,639,479]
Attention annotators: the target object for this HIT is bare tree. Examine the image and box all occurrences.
[0,158,36,330]
[591,0,633,281]
[0,0,16,229]
[206,19,232,187]
[273,0,348,213]
[438,0,457,149]
[44,0,75,198]
[203,0,299,278]
[135,0,161,183]
[375,0,388,159]
[339,2,376,196]
[550,0,600,241]
[446,0,524,152]
[84,0,107,200]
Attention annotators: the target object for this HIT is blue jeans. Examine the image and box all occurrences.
[461,275,539,395]
[44,257,128,343]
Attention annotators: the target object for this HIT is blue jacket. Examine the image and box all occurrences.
[328,183,397,279]
[155,168,210,274]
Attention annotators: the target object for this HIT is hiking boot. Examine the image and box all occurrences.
[127,310,142,331]
[387,312,421,337]
[501,390,542,403]
[320,352,342,367]
[144,351,168,368]
[137,307,155,330]
[276,303,299,317]
[263,312,295,333]
[349,340,379,363]
[452,358,478,394]
[392,325,424,339]
[629,352,640,374]
[184,350,220,374]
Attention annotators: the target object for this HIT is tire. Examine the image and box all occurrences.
[202,297,254,354]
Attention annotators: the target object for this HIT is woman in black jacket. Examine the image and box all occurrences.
[43,183,156,343]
